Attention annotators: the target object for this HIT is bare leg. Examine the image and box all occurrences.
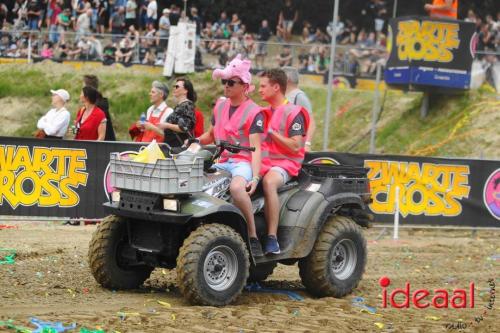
[230,176,257,238]
[263,171,284,236]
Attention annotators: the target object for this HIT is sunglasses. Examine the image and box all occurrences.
[221,79,243,87]
[174,84,183,89]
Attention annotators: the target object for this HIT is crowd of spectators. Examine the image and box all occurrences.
[0,1,498,77]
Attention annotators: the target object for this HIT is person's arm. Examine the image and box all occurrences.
[425,0,454,11]
[269,131,303,153]
[42,111,70,136]
[37,113,48,129]
[97,120,107,141]
[305,118,315,151]
[294,94,315,148]
[269,112,306,153]
[198,125,215,144]
[247,132,262,195]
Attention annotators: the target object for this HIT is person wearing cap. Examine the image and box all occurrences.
[36,89,71,139]
[259,69,310,255]
[130,80,173,142]
[197,54,269,257]
[283,66,315,151]
[157,8,170,49]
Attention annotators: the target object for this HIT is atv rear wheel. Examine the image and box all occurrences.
[248,262,277,283]
[177,223,249,306]
[88,215,153,289]
[299,215,366,298]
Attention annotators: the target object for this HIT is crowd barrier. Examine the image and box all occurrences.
[1,137,499,227]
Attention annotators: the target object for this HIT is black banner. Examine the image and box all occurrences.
[1,138,499,228]
[385,16,477,89]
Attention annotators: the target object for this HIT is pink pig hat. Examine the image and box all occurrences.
[212,54,255,93]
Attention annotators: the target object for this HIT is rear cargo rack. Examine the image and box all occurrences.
[302,163,368,179]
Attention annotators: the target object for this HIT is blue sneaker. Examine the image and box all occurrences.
[265,235,280,255]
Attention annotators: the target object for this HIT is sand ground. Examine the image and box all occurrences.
[0,221,499,333]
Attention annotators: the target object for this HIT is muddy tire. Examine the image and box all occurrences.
[177,223,249,306]
[299,215,367,298]
[248,262,277,283]
[88,215,153,289]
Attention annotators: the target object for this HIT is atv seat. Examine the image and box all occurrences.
[250,179,299,199]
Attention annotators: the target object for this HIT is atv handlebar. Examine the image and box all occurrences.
[218,140,256,153]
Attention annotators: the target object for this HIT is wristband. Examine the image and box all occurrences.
[251,176,260,183]
[305,141,312,146]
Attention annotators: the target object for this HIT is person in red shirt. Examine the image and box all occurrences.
[74,86,107,141]
[194,107,205,137]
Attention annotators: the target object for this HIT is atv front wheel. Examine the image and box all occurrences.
[177,223,249,306]
[88,215,153,289]
[299,215,367,297]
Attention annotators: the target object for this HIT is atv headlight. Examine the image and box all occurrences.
[111,191,120,202]
[163,198,179,212]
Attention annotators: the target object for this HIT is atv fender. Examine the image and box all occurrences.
[326,193,366,211]
[283,192,366,259]
[183,193,248,241]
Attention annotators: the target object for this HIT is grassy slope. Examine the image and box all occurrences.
[0,62,498,159]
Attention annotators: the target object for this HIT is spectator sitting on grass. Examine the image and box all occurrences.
[315,46,330,74]
[143,23,156,48]
[142,46,156,65]
[314,27,330,44]
[276,45,293,67]
[102,42,117,65]
[115,36,133,64]
[301,21,315,44]
[53,42,68,60]
[242,33,256,60]
[39,41,53,58]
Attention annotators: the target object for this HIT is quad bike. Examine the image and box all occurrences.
[88,141,372,306]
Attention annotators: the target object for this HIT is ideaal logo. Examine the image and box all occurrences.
[0,145,88,208]
[365,161,470,217]
[379,276,496,330]
[396,20,460,63]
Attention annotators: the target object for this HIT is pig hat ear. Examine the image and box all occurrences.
[212,54,255,93]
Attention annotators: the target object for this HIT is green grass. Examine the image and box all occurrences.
[0,62,498,159]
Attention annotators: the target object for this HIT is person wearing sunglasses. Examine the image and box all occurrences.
[196,54,269,258]
[144,78,196,151]
[258,69,310,255]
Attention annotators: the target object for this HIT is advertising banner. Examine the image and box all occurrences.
[385,16,477,90]
[1,138,499,227]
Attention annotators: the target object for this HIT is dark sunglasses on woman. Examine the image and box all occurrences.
[221,79,243,87]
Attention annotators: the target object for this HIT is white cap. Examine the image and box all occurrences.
[50,89,70,102]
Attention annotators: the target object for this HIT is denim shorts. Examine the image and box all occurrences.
[214,161,252,182]
[270,166,291,184]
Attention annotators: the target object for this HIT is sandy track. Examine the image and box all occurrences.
[0,222,498,332]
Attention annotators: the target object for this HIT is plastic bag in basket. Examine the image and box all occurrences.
[132,139,166,164]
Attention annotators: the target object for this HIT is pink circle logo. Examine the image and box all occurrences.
[103,151,138,200]
[483,168,500,221]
